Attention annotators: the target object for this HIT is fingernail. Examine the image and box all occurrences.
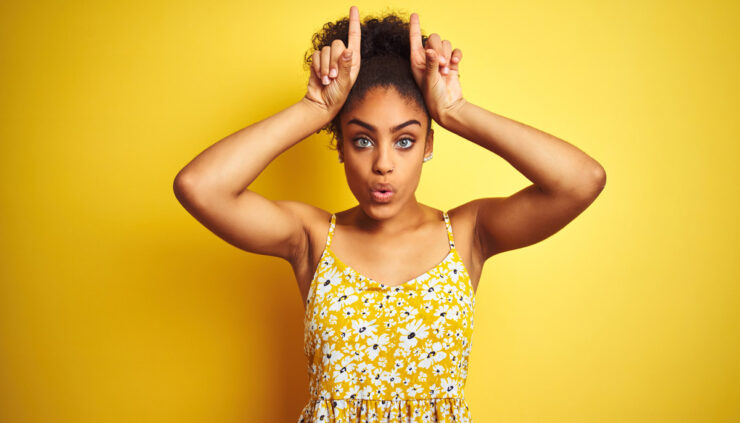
[323,75,330,85]
[329,68,337,78]
[442,67,449,75]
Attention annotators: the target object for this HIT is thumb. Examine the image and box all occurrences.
[425,49,439,75]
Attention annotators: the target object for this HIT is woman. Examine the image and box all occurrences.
[173,6,605,422]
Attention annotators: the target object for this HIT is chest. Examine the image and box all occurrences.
[295,213,483,308]
[329,233,453,286]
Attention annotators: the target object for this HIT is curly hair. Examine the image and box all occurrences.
[304,10,431,152]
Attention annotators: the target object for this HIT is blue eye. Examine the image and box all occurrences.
[397,137,415,149]
[354,137,372,148]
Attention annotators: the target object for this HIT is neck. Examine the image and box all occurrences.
[351,199,429,235]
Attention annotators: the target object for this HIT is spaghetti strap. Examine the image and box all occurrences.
[443,210,456,250]
[325,214,336,249]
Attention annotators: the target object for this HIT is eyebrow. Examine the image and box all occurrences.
[347,118,422,132]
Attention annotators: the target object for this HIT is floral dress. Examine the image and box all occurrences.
[298,211,476,422]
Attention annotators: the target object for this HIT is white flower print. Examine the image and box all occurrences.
[320,342,343,368]
[398,319,429,350]
[316,265,341,297]
[369,369,384,387]
[341,306,357,320]
[333,355,356,383]
[427,382,441,397]
[384,368,402,385]
[440,377,459,396]
[448,259,466,283]
[364,333,390,360]
[399,305,420,320]
[432,363,446,376]
[390,386,404,400]
[329,286,359,312]
[319,327,335,342]
[418,341,447,369]
[432,303,453,323]
[420,277,444,301]
[406,384,424,397]
[372,384,387,397]
[332,399,348,411]
[351,318,378,341]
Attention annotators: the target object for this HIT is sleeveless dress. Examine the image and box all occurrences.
[298,211,476,423]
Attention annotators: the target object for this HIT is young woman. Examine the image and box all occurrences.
[173,6,605,422]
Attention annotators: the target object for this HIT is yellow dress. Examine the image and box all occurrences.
[298,211,476,423]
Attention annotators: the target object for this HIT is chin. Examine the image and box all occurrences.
[363,197,402,217]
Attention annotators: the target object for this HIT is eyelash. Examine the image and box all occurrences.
[353,136,416,149]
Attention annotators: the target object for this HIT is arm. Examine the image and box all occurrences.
[173,6,362,263]
[409,13,605,260]
[441,101,606,259]
[173,98,332,261]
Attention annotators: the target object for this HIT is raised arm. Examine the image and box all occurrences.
[409,12,606,261]
[173,6,362,262]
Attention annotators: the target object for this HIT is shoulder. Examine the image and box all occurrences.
[446,200,479,234]
[446,200,486,268]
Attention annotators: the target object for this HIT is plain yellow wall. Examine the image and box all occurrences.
[1,0,738,422]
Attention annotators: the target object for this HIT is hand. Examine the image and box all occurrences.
[303,6,362,116]
[409,13,465,127]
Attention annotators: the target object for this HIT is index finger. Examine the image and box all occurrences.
[347,6,361,53]
[409,12,423,52]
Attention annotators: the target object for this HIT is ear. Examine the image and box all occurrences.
[336,135,344,162]
[424,128,434,157]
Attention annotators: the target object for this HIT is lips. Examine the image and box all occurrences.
[370,183,395,203]
[370,183,395,193]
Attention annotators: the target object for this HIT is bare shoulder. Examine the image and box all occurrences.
[446,200,486,288]
[446,200,481,249]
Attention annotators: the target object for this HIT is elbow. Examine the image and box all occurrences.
[173,171,200,206]
[566,164,606,201]
[583,164,606,199]
[593,164,606,191]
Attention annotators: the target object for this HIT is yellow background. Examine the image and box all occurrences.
[1,0,738,422]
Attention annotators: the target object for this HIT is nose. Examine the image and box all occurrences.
[372,144,394,175]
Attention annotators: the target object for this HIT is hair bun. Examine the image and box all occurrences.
[304,10,432,147]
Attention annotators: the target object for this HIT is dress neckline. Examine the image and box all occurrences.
[324,211,457,289]
[326,246,456,289]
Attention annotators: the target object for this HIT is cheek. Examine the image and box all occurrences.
[343,164,366,189]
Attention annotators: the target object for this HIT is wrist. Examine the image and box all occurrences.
[299,95,337,126]
[439,97,469,131]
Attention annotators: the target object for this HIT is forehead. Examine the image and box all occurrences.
[341,87,425,130]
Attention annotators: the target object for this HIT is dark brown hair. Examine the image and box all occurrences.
[304,11,432,152]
